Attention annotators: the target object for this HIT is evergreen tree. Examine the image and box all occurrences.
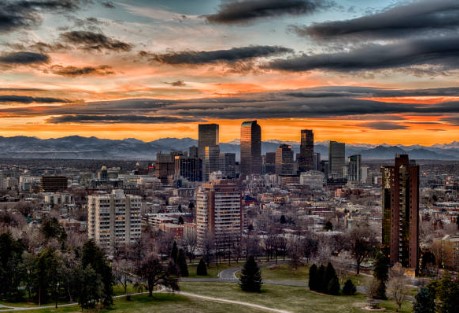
[373,251,389,300]
[342,279,357,295]
[317,265,326,293]
[0,232,24,300]
[196,258,208,276]
[327,276,340,295]
[81,240,113,307]
[437,273,459,313]
[239,256,262,292]
[308,264,318,291]
[413,287,435,313]
[171,241,179,264]
[76,265,103,310]
[177,249,189,277]
[324,263,339,295]
[280,215,287,224]
[324,221,333,231]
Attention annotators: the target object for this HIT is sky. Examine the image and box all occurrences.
[1,0,459,145]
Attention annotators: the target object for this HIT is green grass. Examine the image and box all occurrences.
[261,263,309,281]
[181,282,414,313]
[187,262,235,278]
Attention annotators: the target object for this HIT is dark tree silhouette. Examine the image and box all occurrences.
[342,279,357,295]
[196,258,208,276]
[413,286,435,313]
[239,256,262,292]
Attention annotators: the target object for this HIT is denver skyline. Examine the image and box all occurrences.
[2,0,459,145]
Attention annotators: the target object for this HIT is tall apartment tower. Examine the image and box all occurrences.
[381,154,419,272]
[299,130,314,172]
[275,144,294,175]
[87,189,141,250]
[348,154,362,182]
[328,141,345,179]
[240,120,262,178]
[198,124,219,159]
[196,180,242,249]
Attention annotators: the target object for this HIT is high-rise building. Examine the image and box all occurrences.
[328,141,345,178]
[198,124,219,159]
[240,120,262,177]
[381,154,419,272]
[220,153,236,179]
[155,152,176,184]
[313,152,321,171]
[264,152,276,174]
[196,180,242,249]
[87,189,141,250]
[275,144,294,175]
[204,145,220,181]
[174,155,202,182]
[189,146,198,158]
[299,130,314,172]
[41,176,68,192]
[348,154,362,183]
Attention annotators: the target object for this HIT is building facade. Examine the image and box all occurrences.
[328,141,345,179]
[198,124,219,159]
[87,189,141,250]
[196,180,242,249]
[348,154,362,183]
[381,154,420,271]
[275,144,294,175]
[299,129,314,172]
[240,120,262,178]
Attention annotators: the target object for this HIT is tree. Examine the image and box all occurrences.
[177,249,189,277]
[178,216,184,225]
[81,240,113,307]
[239,256,262,292]
[342,279,357,295]
[413,287,435,313]
[0,232,24,300]
[420,251,436,276]
[303,238,318,263]
[387,263,408,312]
[373,251,389,299]
[317,265,326,293]
[324,263,340,295]
[171,241,178,264]
[137,255,179,297]
[327,276,340,295]
[324,221,333,231]
[348,224,377,274]
[437,272,459,313]
[196,258,208,276]
[308,264,318,291]
[41,217,67,244]
[280,215,287,224]
[75,265,103,310]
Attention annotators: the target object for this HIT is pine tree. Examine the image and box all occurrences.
[325,263,339,295]
[171,241,178,264]
[327,277,340,295]
[239,256,262,292]
[413,287,435,313]
[308,264,318,291]
[177,249,189,277]
[196,258,208,276]
[317,265,326,293]
[342,279,357,295]
[373,251,389,299]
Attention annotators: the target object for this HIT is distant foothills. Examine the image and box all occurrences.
[1,135,459,160]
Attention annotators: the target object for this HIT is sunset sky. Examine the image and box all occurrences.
[2,0,459,145]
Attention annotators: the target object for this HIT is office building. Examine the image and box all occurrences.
[174,155,202,182]
[204,145,220,181]
[41,176,68,192]
[381,154,419,272]
[264,152,276,174]
[198,124,219,159]
[196,180,242,249]
[348,155,362,183]
[240,120,262,177]
[220,153,236,179]
[275,144,294,175]
[87,189,142,250]
[299,130,314,172]
[328,141,345,178]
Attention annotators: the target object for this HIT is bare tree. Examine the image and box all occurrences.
[348,223,377,274]
[182,229,197,263]
[387,263,409,312]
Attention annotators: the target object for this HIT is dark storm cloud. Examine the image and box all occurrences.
[0,1,87,33]
[295,0,459,40]
[360,122,408,130]
[60,31,132,52]
[47,115,200,124]
[164,80,186,87]
[0,51,49,64]
[143,46,293,65]
[441,117,459,126]
[0,95,67,103]
[267,36,459,72]
[206,0,330,24]
[50,65,114,76]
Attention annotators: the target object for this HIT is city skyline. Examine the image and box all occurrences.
[1,0,459,145]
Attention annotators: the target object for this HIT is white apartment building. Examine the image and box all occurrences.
[196,180,241,249]
[87,189,141,250]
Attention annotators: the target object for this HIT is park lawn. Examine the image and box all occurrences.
[181,282,414,313]
[261,263,309,281]
[8,293,266,313]
[187,262,236,278]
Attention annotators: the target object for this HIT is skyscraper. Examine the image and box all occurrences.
[204,145,220,181]
[196,180,242,249]
[198,124,219,159]
[328,141,345,178]
[299,129,314,172]
[381,154,419,272]
[275,144,294,175]
[240,120,262,177]
[348,154,362,183]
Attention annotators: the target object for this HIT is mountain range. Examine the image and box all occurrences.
[0,136,458,160]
